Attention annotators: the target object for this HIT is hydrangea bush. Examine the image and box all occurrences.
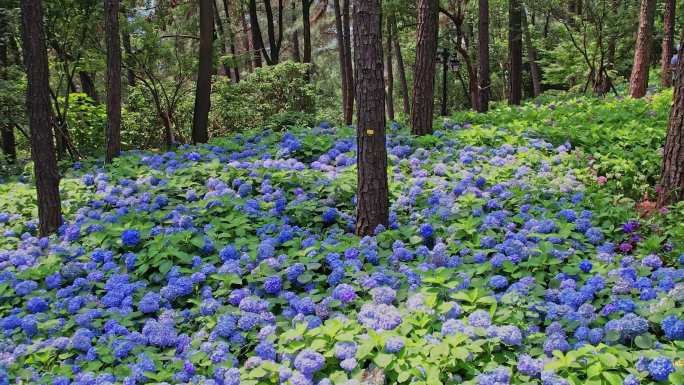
[0,118,683,385]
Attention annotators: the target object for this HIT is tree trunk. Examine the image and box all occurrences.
[105,0,122,163]
[213,0,231,76]
[658,41,684,207]
[121,17,136,87]
[302,0,312,63]
[661,0,676,87]
[291,0,301,62]
[629,0,656,98]
[263,0,283,64]
[222,0,240,82]
[411,0,439,136]
[79,71,99,103]
[21,0,62,236]
[385,15,395,121]
[478,0,490,112]
[440,50,447,116]
[248,0,266,67]
[352,0,389,236]
[508,0,523,105]
[523,9,541,97]
[342,0,354,123]
[192,0,213,144]
[0,20,16,163]
[392,16,410,117]
[239,1,254,72]
[333,0,349,123]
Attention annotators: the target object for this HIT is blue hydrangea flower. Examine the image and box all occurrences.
[647,356,674,381]
[121,229,141,247]
[294,349,325,377]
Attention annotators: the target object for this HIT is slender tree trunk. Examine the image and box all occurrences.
[79,71,99,103]
[661,0,676,87]
[21,0,62,236]
[508,0,523,105]
[302,0,312,63]
[213,0,231,76]
[121,17,136,87]
[658,41,684,207]
[263,0,283,64]
[222,0,240,82]
[105,0,122,163]
[478,0,490,112]
[333,0,349,123]
[291,0,301,62]
[411,0,439,135]
[392,16,410,117]
[629,0,656,98]
[192,0,213,144]
[523,9,541,97]
[239,1,254,72]
[352,0,389,236]
[0,21,16,162]
[342,0,354,123]
[248,0,266,67]
[385,15,395,121]
[440,50,447,116]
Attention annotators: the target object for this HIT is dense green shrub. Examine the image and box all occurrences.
[211,61,317,133]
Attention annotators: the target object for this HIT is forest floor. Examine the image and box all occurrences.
[1,91,684,385]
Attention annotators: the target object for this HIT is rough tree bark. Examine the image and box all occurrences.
[342,0,354,123]
[21,0,62,235]
[658,39,684,207]
[411,0,438,136]
[523,9,541,97]
[191,0,213,144]
[478,0,490,112]
[105,0,122,163]
[629,0,656,98]
[352,0,389,236]
[385,14,395,121]
[302,0,313,63]
[508,0,523,105]
[661,0,676,88]
[391,16,410,117]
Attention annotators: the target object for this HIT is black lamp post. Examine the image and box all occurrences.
[438,48,460,116]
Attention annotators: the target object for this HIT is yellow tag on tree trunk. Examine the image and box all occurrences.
[366,129,374,135]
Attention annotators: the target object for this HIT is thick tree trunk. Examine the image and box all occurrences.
[291,1,301,62]
[342,0,354,123]
[385,15,395,121]
[508,0,523,105]
[192,0,213,144]
[302,0,312,63]
[523,9,541,97]
[392,16,410,117]
[352,0,389,236]
[658,41,684,207]
[248,0,266,67]
[629,0,656,98]
[105,0,122,163]
[411,0,439,136]
[21,0,62,235]
[478,0,490,112]
[333,0,349,123]
[661,0,676,88]
[79,71,99,103]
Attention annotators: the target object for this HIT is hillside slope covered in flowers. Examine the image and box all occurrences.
[1,113,684,385]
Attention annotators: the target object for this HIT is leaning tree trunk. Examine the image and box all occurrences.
[21,0,62,236]
[342,0,354,123]
[658,41,684,208]
[661,0,676,88]
[302,0,312,64]
[411,0,439,136]
[392,16,410,117]
[478,0,490,112]
[333,0,350,123]
[352,0,389,236]
[105,0,122,163]
[192,0,213,144]
[385,15,395,121]
[629,0,656,98]
[508,0,523,105]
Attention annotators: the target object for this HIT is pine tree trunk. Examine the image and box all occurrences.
[79,71,99,103]
[352,0,389,236]
[523,9,541,97]
[385,15,395,121]
[411,0,438,136]
[392,16,410,117]
[342,0,354,123]
[21,0,62,236]
[508,0,523,105]
[478,0,490,112]
[302,0,312,63]
[661,0,676,88]
[105,0,122,163]
[658,41,684,207]
[629,0,656,98]
[333,0,349,123]
[192,0,213,144]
